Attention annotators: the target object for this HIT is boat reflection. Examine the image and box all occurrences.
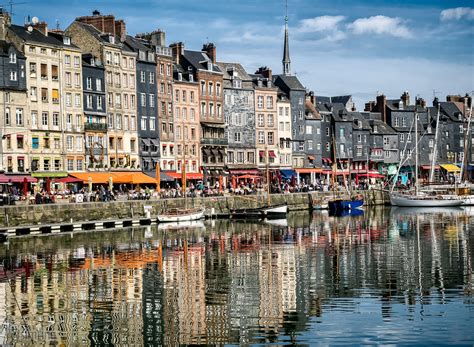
[0,207,472,345]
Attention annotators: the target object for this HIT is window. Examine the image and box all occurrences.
[74,56,80,67]
[266,96,273,109]
[32,137,39,149]
[150,117,156,131]
[306,125,313,134]
[52,113,59,127]
[9,52,16,63]
[257,96,263,109]
[67,136,73,150]
[15,108,23,126]
[87,95,93,109]
[41,112,48,126]
[116,114,122,129]
[74,94,81,107]
[208,82,213,95]
[267,132,274,145]
[149,72,155,84]
[308,140,313,150]
[166,64,171,76]
[234,132,241,142]
[130,116,136,130]
[357,134,361,143]
[86,77,92,90]
[141,117,147,130]
[400,133,404,142]
[267,114,274,127]
[258,114,264,127]
[149,94,155,108]
[65,54,71,65]
[10,71,17,81]
[140,71,146,83]
[96,78,102,91]
[97,96,103,110]
[113,53,119,66]
[339,128,345,138]
[44,137,50,149]
[108,114,114,128]
[258,131,265,144]
[115,93,122,107]
[52,89,59,103]
[384,137,390,145]
[67,159,74,171]
[140,93,146,107]
[31,111,37,126]
[401,117,407,127]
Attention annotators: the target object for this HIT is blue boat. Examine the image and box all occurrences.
[328,198,364,212]
[329,207,364,217]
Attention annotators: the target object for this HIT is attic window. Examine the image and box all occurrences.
[374,125,378,133]
[189,75,194,82]
[178,72,182,81]
[109,35,115,44]
[9,52,16,64]
[232,79,241,89]
[207,61,213,71]
[63,36,71,45]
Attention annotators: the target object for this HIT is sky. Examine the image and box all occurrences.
[6,0,474,109]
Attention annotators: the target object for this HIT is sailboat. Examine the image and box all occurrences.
[389,109,463,207]
[157,142,205,223]
[456,100,474,205]
[328,134,364,212]
[230,148,288,219]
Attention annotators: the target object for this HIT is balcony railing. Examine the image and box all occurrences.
[201,137,228,146]
[84,123,108,132]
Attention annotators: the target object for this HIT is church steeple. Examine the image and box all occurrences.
[282,0,291,76]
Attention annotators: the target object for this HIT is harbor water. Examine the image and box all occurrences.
[0,207,473,345]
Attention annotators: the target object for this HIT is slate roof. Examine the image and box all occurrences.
[9,24,63,46]
[439,101,463,121]
[82,53,104,68]
[72,21,121,47]
[351,112,371,131]
[331,95,352,105]
[369,119,398,135]
[173,63,197,83]
[215,62,252,81]
[0,40,25,58]
[273,74,305,91]
[47,32,80,49]
[182,49,221,73]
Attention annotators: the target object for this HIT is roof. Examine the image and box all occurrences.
[351,112,371,131]
[273,74,305,91]
[439,101,463,121]
[0,40,25,58]
[82,53,104,68]
[71,21,121,47]
[331,95,352,105]
[48,31,80,49]
[369,119,398,135]
[305,99,321,120]
[173,63,197,83]
[9,24,63,47]
[215,62,252,81]
[182,49,221,73]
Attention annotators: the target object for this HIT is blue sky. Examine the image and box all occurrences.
[8,0,474,108]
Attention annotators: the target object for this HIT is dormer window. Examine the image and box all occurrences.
[9,52,16,63]
[178,73,182,81]
[109,35,115,44]
[63,36,71,45]
[207,61,213,71]
[189,75,194,82]
[91,57,95,66]
[267,80,272,88]
[232,79,241,89]
[258,80,263,88]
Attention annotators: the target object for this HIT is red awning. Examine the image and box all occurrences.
[259,151,265,157]
[421,165,439,170]
[166,172,204,180]
[5,175,37,183]
[229,169,259,175]
[54,176,83,183]
[357,173,385,178]
[268,150,276,158]
[0,174,9,183]
[308,155,315,161]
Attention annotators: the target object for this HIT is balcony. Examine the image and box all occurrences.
[84,123,108,132]
[201,137,228,146]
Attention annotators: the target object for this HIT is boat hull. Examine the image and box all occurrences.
[460,195,474,206]
[261,204,288,219]
[157,208,205,223]
[328,199,364,211]
[390,194,463,207]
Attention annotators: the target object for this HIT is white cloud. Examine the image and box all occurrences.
[297,15,346,33]
[348,15,412,38]
[440,7,474,21]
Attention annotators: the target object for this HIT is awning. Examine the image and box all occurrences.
[211,149,219,156]
[5,175,38,183]
[150,138,159,146]
[322,158,332,164]
[308,155,315,161]
[0,174,9,183]
[141,138,151,146]
[55,176,83,184]
[268,150,276,158]
[112,172,158,184]
[201,122,226,129]
[440,164,461,173]
[202,148,212,156]
[146,171,175,182]
[218,149,226,156]
[31,171,68,178]
[70,172,157,185]
[421,165,439,170]
[356,173,385,179]
[229,169,259,175]
[259,151,265,158]
[295,168,323,174]
[280,169,296,178]
[187,173,203,180]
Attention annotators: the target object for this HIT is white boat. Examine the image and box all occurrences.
[157,219,205,230]
[460,195,474,205]
[261,204,288,219]
[263,218,288,227]
[390,193,463,207]
[157,207,205,223]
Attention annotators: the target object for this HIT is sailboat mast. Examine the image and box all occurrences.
[460,99,472,183]
[429,105,441,183]
[415,110,419,195]
[332,134,337,198]
[266,147,271,206]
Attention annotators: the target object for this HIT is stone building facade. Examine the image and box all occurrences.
[277,94,292,169]
[216,62,256,175]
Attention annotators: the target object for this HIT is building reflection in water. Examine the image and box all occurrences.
[0,207,472,345]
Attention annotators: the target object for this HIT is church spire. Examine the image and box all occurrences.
[282,0,291,76]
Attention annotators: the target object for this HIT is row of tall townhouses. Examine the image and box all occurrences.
[0,8,472,183]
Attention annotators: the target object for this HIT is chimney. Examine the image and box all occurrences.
[364,101,375,112]
[114,19,126,42]
[0,8,11,40]
[170,42,184,65]
[401,91,410,107]
[76,12,116,36]
[202,42,216,63]
[416,97,427,109]
[150,30,166,47]
[34,21,48,36]
[376,94,387,123]
[255,66,272,81]
[433,97,439,108]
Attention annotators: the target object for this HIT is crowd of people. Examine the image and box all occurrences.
[0,176,387,205]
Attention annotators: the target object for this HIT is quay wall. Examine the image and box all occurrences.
[0,190,388,228]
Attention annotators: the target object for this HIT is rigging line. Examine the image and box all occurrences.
[1,259,34,343]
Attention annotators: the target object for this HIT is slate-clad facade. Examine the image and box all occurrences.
[82,54,107,168]
[124,35,158,173]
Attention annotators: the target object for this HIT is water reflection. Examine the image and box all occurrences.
[0,207,473,345]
